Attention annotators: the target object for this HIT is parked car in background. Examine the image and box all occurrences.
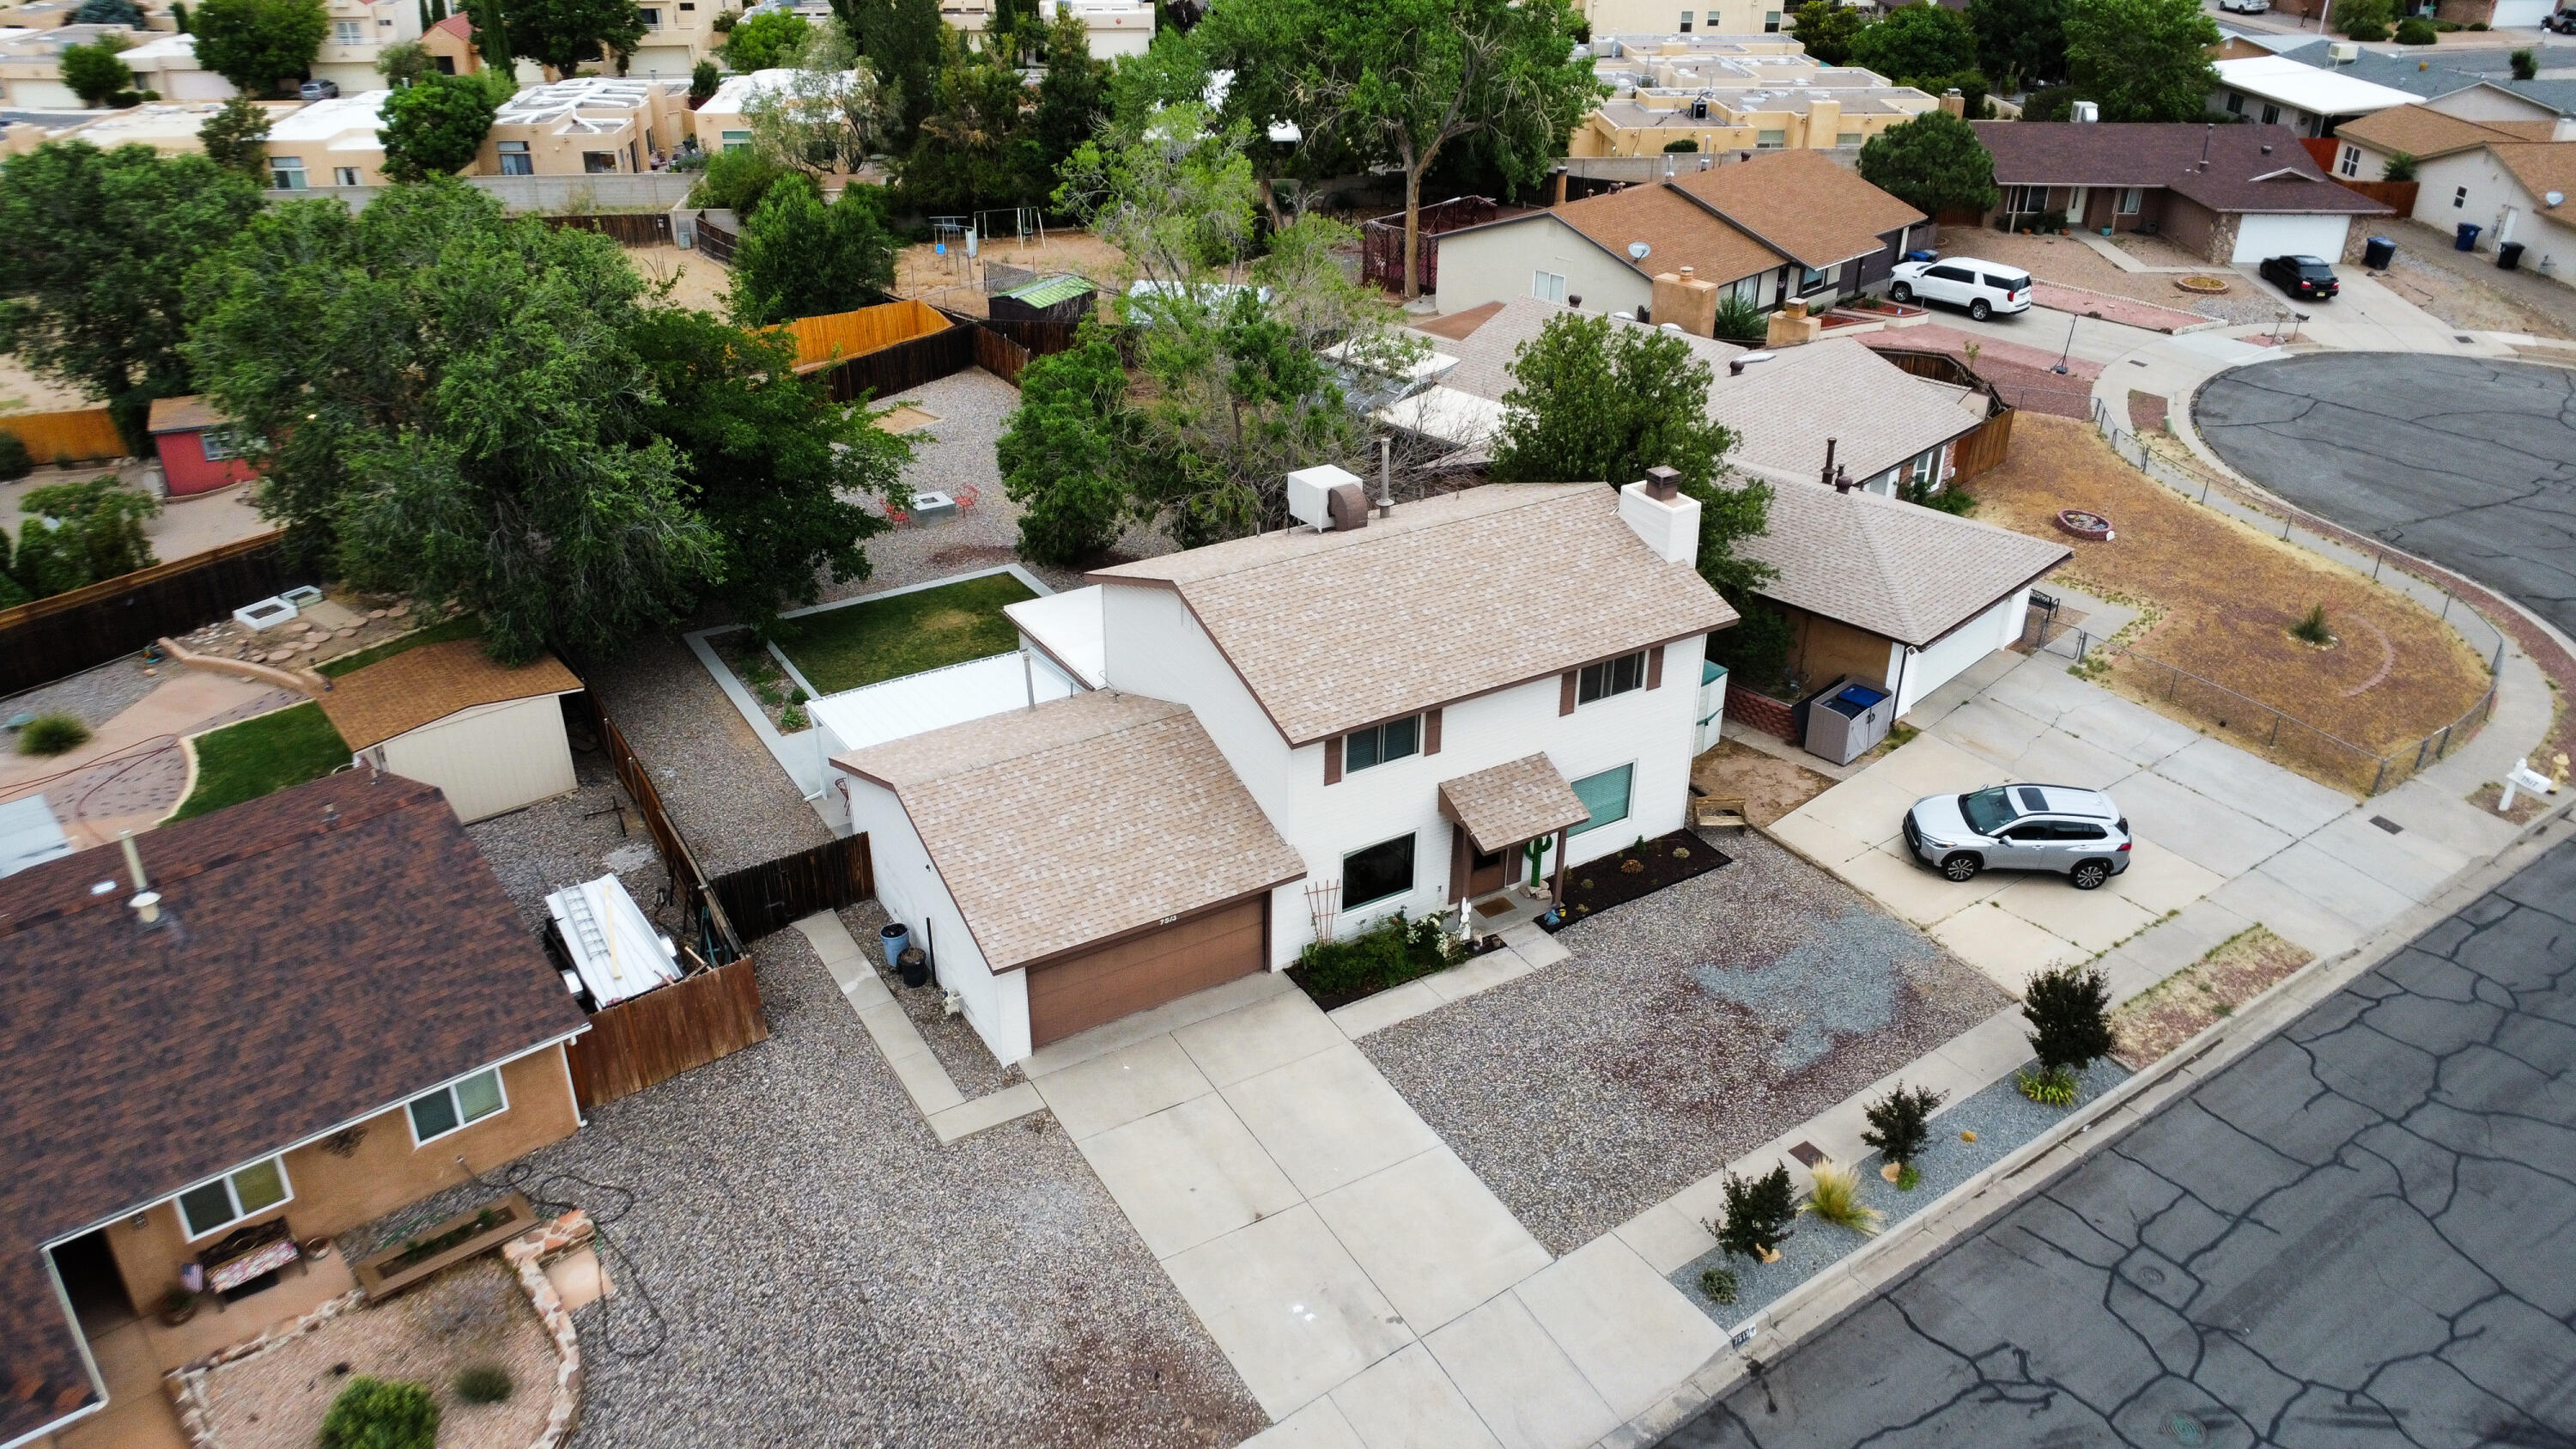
[300,78,340,100]
[1904,784,2133,889]
[2258,254,2340,300]
[2219,0,2269,14]
[1887,258,2033,321]
[2543,9,2576,33]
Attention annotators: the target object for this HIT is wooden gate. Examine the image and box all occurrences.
[564,957,769,1108]
[709,834,876,941]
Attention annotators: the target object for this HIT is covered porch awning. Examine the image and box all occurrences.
[1437,753,1589,855]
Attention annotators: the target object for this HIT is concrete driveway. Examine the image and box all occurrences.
[1023,973,1728,1448]
[1768,647,2506,1000]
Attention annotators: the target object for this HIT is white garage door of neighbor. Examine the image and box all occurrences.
[2490,0,2551,24]
[2232,213,2354,265]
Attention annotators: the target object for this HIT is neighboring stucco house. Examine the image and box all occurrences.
[309,0,424,94]
[1972,120,2391,263]
[836,478,1735,1062]
[2333,103,2576,283]
[478,76,691,176]
[2208,55,2419,139]
[144,395,257,498]
[0,772,589,1449]
[317,639,585,824]
[261,88,391,190]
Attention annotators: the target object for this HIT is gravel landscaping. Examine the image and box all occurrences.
[582,635,830,880]
[0,656,157,733]
[355,927,1265,1449]
[465,747,685,938]
[1362,831,2009,1255]
[838,898,1022,1100]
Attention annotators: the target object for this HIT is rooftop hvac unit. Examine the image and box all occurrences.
[2327,40,2359,61]
[1285,464,1367,531]
[2071,100,2099,123]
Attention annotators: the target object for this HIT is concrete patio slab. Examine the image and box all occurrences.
[1424,1293,1621,1449]
[2370,776,2520,859]
[1929,900,2086,995]
[2052,696,2207,770]
[880,1045,967,1116]
[1240,1397,1369,1449]
[1031,1034,1214,1141]
[1984,725,2144,793]
[1790,770,1918,849]
[1765,807,1880,868]
[1612,1202,1721,1276]
[1022,969,1296,1079]
[2095,897,2260,1002]
[2153,735,2355,837]
[1175,987,1350,1087]
[1980,655,2119,724]
[1928,1008,2035,1081]
[1921,697,2050,770]
[1327,1342,1504,1449]
[1079,1093,1305,1259]
[1163,1204,1416,1420]
[1856,732,2006,797]
[1500,923,1570,970]
[1313,1148,1552,1333]
[1829,843,2003,928]
[1510,1237,1730,1422]
[2303,811,2474,901]
[1426,947,1536,1002]
[1226,1045,1448,1199]
[925,1082,1045,1143]
[1984,874,2165,954]
[2207,868,2371,959]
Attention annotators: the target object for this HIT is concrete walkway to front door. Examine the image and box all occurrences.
[1021,972,1728,1448]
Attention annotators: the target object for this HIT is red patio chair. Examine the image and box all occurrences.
[954,484,980,511]
[884,506,909,527]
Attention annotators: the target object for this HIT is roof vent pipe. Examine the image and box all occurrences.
[1376,435,1394,518]
[1728,350,1776,376]
[120,833,162,927]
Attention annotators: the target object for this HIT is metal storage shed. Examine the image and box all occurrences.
[987,274,1097,325]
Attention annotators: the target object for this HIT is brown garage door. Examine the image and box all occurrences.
[1024,896,1267,1048]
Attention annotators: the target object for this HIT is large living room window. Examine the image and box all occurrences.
[1345,715,1419,772]
[1571,764,1633,836]
[1578,651,1646,705]
[1342,833,1415,910]
[178,1158,293,1239]
[408,1067,508,1146]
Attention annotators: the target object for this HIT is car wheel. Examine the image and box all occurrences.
[1941,852,1982,883]
[1969,299,1992,321]
[2071,860,2110,890]
[1891,282,1914,303]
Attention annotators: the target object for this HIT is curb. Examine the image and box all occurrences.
[1593,791,2576,1448]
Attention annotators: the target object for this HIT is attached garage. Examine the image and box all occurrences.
[2230,212,2357,265]
[1025,895,1268,1047]
[319,639,583,825]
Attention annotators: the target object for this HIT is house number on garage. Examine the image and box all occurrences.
[1160,914,1179,924]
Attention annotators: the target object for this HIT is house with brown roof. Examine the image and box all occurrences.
[1427,149,1928,320]
[835,480,1734,1062]
[0,771,588,1449]
[2333,104,2576,283]
[316,639,584,824]
[1971,120,2391,264]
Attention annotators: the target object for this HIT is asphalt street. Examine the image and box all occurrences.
[1662,836,2576,1448]
[2195,354,2576,636]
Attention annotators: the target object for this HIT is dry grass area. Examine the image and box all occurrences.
[1691,736,1838,825]
[892,228,1129,316]
[1978,416,2494,792]
[629,243,734,314]
[0,353,98,414]
[2114,925,2314,1068]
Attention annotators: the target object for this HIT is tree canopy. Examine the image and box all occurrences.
[462,0,515,72]
[741,20,891,174]
[1789,0,1868,67]
[840,0,941,144]
[725,174,897,326]
[722,8,809,70]
[1856,110,1998,217]
[60,37,137,107]
[374,38,434,86]
[897,27,1042,212]
[1965,0,2066,90]
[498,0,643,77]
[997,320,1134,564]
[1032,8,1107,180]
[2065,0,2220,121]
[9,475,159,600]
[0,143,262,449]
[198,94,271,179]
[191,0,327,96]
[379,71,500,180]
[1849,3,1976,87]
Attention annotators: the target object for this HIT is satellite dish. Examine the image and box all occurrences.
[1629,240,1652,259]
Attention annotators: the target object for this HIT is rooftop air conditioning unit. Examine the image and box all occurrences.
[2327,40,2359,62]
[2070,100,2099,123]
[1285,464,1367,531]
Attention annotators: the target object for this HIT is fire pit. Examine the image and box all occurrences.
[2055,508,2115,541]
[2174,275,2231,295]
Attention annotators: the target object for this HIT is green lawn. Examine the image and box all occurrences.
[170,702,352,820]
[318,613,484,678]
[774,573,1039,695]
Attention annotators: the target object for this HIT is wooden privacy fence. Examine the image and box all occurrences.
[543,211,674,246]
[0,407,126,466]
[781,298,952,371]
[709,834,875,940]
[1947,407,2016,483]
[973,314,1083,356]
[2335,179,2419,216]
[565,958,769,1109]
[0,531,299,696]
[1361,196,1503,294]
[695,210,738,265]
[1868,347,2018,484]
[969,325,1030,387]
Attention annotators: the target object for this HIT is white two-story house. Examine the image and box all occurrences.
[834,475,1736,1063]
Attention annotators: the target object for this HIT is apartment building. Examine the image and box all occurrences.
[310,0,422,93]
[1574,38,1937,155]
[478,74,690,174]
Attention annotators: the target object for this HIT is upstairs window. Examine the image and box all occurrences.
[332,18,364,42]
[1345,715,1419,773]
[1677,9,1692,29]
[1578,651,1646,704]
[1765,9,1781,29]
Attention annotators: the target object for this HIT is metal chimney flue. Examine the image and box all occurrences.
[1376,436,1394,518]
[1643,465,1680,501]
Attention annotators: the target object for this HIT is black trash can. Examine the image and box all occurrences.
[2456,222,2482,252]
[896,946,931,989]
[2499,241,2526,271]
[2363,235,2396,271]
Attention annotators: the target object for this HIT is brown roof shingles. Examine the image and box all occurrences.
[1546,182,1788,286]
[318,639,583,752]
[1439,754,1589,854]
[1972,121,2388,216]
[835,691,1303,971]
[2333,103,2526,161]
[1666,149,1927,269]
[1735,476,2070,645]
[0,771,586,1446]
[144,394,229,435]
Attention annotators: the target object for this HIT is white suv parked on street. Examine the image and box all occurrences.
[1888,257,2034,321]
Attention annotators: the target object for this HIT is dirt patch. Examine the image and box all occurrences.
[893,228,1130,316]
[1934,228,2276,325]
[2113,925,2314,1068]
[629,243,733,314]
[2466,779,2556,825]
[1976,416,2494,793]
[0,353,99,414]
[1692,737,1836,825]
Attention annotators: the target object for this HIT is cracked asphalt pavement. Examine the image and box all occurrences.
[2193,354,2576,636]
[1662,836,2576,1447]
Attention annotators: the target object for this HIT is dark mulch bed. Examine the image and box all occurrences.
[1544,830,1731,930]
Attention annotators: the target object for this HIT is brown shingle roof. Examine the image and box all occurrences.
[318,639,583,752]
[2333,103,2527,161]
[1733,474,2070,645]
[145,393,229,435]
[1439,753,1589,855]
[0,772,586,1446]
[1545,183,1788,286]
[1972,121,2389,216]
[2490,142,2576,218]
[834,691,1303,971]
[1088,484,1738,746]
[1666,149,1926,269]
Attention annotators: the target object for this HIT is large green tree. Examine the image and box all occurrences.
[726,174,897,325]
[1965,0,2066,90]
[61,37,137,107]
[1301,0,1600,299]
[997,320,1133,565]
[1849,2,1976,86]
[628,307,909,635]
[191,0,326,95]
[722,9,808,70]
[184,180,720,660]
[1487,312,1773,600]
[1856,110,1997,216]
[0,143,261,450]
[841,0,942,145]
[2065,0,2219,122]
[897,27,1042,212]
[11,475,159,599]
[501,0,644,77]
[1789,0,1869,67]
[1032,7,1108,180]
[198,95,271,179]
[742,20,891,174]
[379,71,499,180]
[462,0,515,73]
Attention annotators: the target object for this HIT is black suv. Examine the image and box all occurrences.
[2258,254,2340,301]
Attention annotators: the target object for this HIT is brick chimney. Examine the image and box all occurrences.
[1649,267,1721,338]
[1619,466,1701,567]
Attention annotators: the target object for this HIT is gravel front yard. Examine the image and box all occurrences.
[363,928,1266,1449]
[1363,831,2009,1255]
[1935,228,2286,326]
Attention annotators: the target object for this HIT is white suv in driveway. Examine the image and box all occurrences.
[1888,258,2033,321]
[1904,783,2133,889]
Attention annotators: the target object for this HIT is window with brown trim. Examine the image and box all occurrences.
[1577,651,1647,705]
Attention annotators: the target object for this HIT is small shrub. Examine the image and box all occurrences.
[319,1377,439,1449]
[16,714,91,756]
[1860,1081,1946,1168]
[2017,1065,2079,1106]
[1803,1161,1883,1234]
[0,431,30,482]
[690,58,720,101]
[1662,137,1698,152]
[2291,603,2333,645]
[2394,16,2436,43]
[788,685,809,705]
[1712,293,1767,344]
[1710,1164,1797,1260]
[2382,149,2418,183]
[2511,46,2536,79]
[1895,1162,1922,1191]
[778,703,810,730]
[2024,963,2114,1076]
[453,1363,512,1404]
[1698,1266,1740,1304]
[1293,910,1460,999]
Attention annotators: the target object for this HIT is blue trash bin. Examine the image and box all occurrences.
[878,920,910,967]
[2456,222,2482,252]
